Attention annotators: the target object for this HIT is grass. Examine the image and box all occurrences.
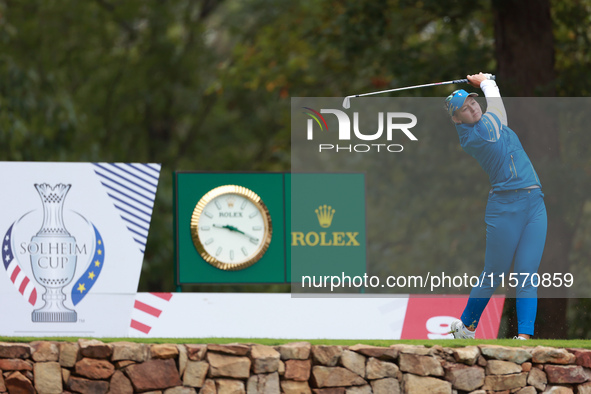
[2,337,591,349]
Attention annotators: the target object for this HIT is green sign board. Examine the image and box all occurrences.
[174,172,366,285]
[289,173,367,285]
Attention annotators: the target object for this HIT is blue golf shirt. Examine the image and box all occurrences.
[455,81,541,191]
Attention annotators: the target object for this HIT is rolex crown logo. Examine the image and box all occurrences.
[315,205,335,228]
[226,196,236,208]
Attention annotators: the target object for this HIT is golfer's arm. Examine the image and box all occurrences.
[481,79,507,126]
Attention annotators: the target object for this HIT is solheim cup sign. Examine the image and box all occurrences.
[0,162,160,336]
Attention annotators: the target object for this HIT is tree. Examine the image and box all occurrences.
[0,0,291,292]
[492,0,591,339]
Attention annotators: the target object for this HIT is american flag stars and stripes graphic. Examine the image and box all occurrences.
[92,163,160,254]
[2,224,38,306]
[130,292,173,334]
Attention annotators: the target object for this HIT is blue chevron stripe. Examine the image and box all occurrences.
[94,163,157,195]
[125,163,160,182]
[93,163,160,254]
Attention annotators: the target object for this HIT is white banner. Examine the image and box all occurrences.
[0,162,160,336]
[127,293,504,339]
[128,293,410,339]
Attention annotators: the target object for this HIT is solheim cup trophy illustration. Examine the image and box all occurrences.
[30,183,78,322]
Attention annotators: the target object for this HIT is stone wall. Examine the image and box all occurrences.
[1,340,591,393]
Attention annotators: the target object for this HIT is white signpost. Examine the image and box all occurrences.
[0,162,160,337]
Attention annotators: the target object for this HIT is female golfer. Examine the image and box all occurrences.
[446,72,547,340]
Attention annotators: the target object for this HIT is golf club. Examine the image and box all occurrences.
[342,75,495,109]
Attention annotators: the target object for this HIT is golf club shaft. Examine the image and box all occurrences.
[352,79,468,99]
[342,75,495,109]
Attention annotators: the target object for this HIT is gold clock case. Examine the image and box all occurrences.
[190,185,273,271]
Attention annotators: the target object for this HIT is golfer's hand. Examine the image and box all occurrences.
[467,72,489,88]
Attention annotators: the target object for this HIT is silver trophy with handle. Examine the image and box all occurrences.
[30,183,78,323]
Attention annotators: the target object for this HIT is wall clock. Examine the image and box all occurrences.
[190,185,272,271]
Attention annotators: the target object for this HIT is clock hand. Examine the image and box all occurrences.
[213,224,244,234]
[239,230,259,243]
[212,224,259,242]
[227,225,260,242]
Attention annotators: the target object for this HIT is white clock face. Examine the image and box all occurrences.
[196,193,268,266]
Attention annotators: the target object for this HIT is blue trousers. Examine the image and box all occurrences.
[461,188,547,336]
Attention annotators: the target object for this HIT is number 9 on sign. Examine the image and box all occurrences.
[426,316,456,339]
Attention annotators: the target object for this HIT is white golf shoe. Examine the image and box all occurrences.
[450,319,475,339]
